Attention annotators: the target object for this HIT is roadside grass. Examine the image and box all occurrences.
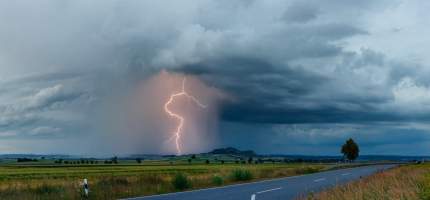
[303,164,430,200]
[0,163,326,200]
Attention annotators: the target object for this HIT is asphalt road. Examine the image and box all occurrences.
[125,164,396,200]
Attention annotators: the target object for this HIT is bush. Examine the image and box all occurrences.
[295,167,320,174]
[212,175,224,186]
[172,173,190,190]
[230,169,253,181]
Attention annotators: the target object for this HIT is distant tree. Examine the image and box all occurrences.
[191,154,196,159]
[90,160,94,164]
[341,138,360,161]
[112,156,118,164]
[247,157,253,164]
[187,159,192,164]
[235,160,239,164]
[221,160,225,164]
[136,158,142,163]
[17,158,37,162]
[205,159,210,164]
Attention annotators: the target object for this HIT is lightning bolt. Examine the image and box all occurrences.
[164,77,206,155]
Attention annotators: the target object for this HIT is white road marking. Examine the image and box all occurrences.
[251,187,282,199]
[313,178,326,182]
[256,187,282,194]
[341,173,351,176]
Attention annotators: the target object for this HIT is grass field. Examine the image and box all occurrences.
[0,158,329,200]
[305,163,430,200]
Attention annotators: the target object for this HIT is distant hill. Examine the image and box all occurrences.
[0,154,72,159]
[209,147,256,157]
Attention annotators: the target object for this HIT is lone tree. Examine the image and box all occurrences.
[341,138,359,161]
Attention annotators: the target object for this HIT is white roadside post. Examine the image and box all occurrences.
[83,178,89,197]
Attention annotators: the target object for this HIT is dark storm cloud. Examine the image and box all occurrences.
[176,45,394,125]
[172,22,423,125]
[1,0,430,155]
[171,11,374,125]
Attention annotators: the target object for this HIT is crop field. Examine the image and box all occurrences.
[0,157,329,200]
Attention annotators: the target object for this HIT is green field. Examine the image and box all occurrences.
[0,157,330,200]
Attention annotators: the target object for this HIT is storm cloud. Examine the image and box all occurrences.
[1,0,430,155]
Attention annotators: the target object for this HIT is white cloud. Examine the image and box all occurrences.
[25,85,65,109]
[0,131,17,137]
[0,83,85,139]
[392,77,430,111]
[29,126,61,136]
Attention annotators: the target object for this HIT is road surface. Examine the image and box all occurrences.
[125,164,396,200]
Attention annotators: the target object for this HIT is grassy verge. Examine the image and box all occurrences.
[0,163,326,200]
[304,164,430,200]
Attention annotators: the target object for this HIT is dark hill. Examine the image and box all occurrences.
[209,147,256,157]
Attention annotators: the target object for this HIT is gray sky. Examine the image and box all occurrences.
[1,0,430,155]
